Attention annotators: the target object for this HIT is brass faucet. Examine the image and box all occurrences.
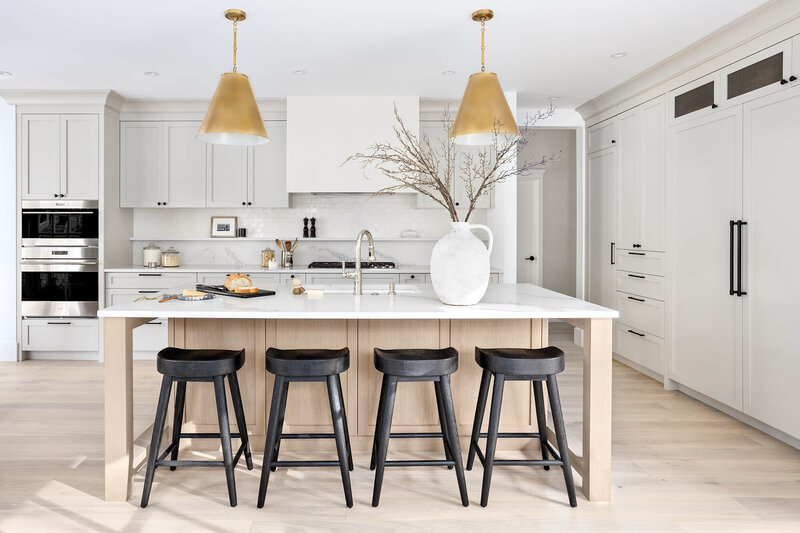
[342,229,376,295]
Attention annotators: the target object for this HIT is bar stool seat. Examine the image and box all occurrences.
[474,346,565,376]
[374,347,458,377]
[157,347,245,377]
[266,347,349,377]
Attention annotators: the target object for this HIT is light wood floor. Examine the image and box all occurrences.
[1,339,799,532]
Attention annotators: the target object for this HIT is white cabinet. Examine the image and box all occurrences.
[399,273,428,284]
[669,106,742,409]
[614,323,664,376]
[22,318,99,352]
[587,146,617,310]
[106,272,197,289]
[120,122,164,207]
[280,273,305,285]
[21,114,98,200]
[617,97,666,251]
[206,121,288,208]
[670,72,723,125]
[721,40,794,107]
[587,119,618,153]
[741,85,800,439]
[165,122,207,208]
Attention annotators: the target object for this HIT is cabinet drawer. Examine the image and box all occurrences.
[106,272,197,289]
[133,320,168,352]
[616,292,665,337]
[197,272,280,288]
[22,318,99,352]
[106,288,171,306]
[587,120,618,153]
[399,273,428,284]
[615,250,665,276]
[615,270,664,301]
[305,273,353,285]
[280,273,306,285]
[615,322,664,375]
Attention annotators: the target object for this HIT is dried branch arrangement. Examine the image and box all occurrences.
[344,104,559,222]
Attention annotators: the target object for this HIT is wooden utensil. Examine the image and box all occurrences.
[285,240,292,251]
[275,238,284,251]
[159,295,178,303]
[291,238,299,252]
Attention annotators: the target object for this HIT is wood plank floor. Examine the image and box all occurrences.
[1,339,799,532]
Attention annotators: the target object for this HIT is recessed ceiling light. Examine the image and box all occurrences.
[0,71,12,77]
[610,52,627,59]
[548,96,559,101]
[292,69,306,75]
[144,71,159,77]
[441,70,456,76]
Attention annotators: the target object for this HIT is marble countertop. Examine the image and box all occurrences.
[97,283,618,320]
[103,264,503,274]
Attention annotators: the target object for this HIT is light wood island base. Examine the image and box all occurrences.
[104,317,612,503]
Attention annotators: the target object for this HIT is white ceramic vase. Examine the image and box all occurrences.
[430,222,494,306]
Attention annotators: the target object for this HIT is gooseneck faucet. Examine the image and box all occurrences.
[342,229,376,295]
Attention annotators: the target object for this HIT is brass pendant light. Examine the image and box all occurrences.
[197,9,269,145]
[449,9,519,146]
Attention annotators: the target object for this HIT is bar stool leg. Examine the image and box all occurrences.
[327,375,354,508]
[169,380,186,471]
[467,369,491,471]
[270,379,290,472]
[532,380,550,471]
[480,373,505,507]
[434,379,454,469]
[213,376,237,507]
[370,373,389,471]
[336,374,354,472]
[257,375,286,508]
[141,375,173,508]
[228,371,253,470]
[546,374,577,507]
[372,375,398,507]
[439,375,469,507]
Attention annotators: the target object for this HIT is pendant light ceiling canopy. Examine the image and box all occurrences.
[197,9,269,146]
[449,9,519,146]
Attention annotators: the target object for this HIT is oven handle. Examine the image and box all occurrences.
[20,260,99,272]
[22,211,95,215]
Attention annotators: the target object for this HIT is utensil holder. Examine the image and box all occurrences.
[281,250,293,268]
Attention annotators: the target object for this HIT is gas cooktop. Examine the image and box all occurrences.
[307,261,396,269]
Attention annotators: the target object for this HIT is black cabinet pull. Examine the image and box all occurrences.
[711,103,718,109]
[138,273,162,277]
[145,322,163,325]
[627,296,645,302]
[627,274,645,279]
[781,79,789,85]
[47,321,72,325]
[791,75,798,82]
[627,329,645,337]
[737,220,747,296]
[525,256,535,261]
[628,251,646,256]
[138,290,159,294]
[610,242,615,265]
[729,220,735,296]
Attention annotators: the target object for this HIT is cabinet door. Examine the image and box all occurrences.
[164,122,206,207]
[207,144,248,207]
[120,122,163,207]
[417,122,451,208]
[638,96,666,251]
[454,143,492,209]
[669,107,742,409]
[742,85,800,439]
[21,114,61,199]
[587,147,617,310]
[61,115,99,199]
[587,119,618,153]
[617,109,639,249]
[670,73,722,124]
[249,121,288,207]
[722,40,793,107]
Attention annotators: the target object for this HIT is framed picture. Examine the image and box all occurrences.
[210,216,238,238]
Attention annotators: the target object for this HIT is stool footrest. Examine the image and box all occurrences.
[470,440,561,467]
[477,431,544,439]
[179,432,245,439]
[388,432,445,439]
[385,459,455,467]
[154,441,247,470]
[270,460,342,468]
[277,433,335,440]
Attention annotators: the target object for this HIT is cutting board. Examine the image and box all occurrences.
[195,284,276,298]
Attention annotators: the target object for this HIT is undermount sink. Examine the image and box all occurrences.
[305,284,420,295]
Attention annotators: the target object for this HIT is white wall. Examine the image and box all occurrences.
[519,129,577,296]
[0,99,16,360]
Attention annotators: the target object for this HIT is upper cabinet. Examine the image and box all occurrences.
[21,114,98,200]
[721,40,795,107]
[670,72,722,124]
[587,119,618,154]
[416,122,491,210]
[121,120,287,209]
[286,96,419,193]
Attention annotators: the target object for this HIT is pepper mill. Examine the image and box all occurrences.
[303,217,309,238]
[310,217,316,238]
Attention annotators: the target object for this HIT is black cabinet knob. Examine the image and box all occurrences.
[790,75,797,82]
[242,201,246,206]
[157,202,161,206]
[162,201,166,206]
[611,139,616,144]
[455,202,460,206]
[290,274,295,278]
[53,193,58,198]
[711,103,718,109]
[781,79,789,85]
[410,274,415,279]
[247,201,252,205]
[60,193,65,197]
[525,256,535,261]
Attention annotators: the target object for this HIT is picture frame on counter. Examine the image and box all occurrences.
[210,216,238,238]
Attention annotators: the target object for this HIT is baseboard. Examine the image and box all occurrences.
[676,382,800,450]
[25,350,100,361]
[0,341,19,362]
[613,353,664,383]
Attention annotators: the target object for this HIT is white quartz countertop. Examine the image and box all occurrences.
[103,264,502,274]
[97,283,618,320]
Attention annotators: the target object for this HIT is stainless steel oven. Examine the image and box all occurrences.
[21,199,99,247]
[20,260,99,317]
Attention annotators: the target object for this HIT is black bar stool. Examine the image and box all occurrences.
[370,347,469,507]
[467,346,577,508]
[141,347,253,508]
[257,347,353,508]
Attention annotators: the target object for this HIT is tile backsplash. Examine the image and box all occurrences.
[129,193,488,267]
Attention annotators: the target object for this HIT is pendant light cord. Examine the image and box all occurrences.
[232,19,238,72]
[480,20,486,72]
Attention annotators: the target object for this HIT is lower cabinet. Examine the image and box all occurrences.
[614,322,664,376]
[22,318,99,352]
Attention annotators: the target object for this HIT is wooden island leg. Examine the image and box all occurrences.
[582,317,613,501]
[104,317,151,502]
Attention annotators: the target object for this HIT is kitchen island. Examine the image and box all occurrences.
[98,284,617,503]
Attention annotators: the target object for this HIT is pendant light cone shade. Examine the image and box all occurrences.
[197,72,269,145]
[450,72,519,146]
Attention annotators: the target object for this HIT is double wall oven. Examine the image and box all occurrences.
[20,200,99,317]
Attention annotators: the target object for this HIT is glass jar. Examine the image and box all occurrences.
[261,248,275,267]
[162,247,180,267]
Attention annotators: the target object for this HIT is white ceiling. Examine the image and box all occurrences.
[0,0,771,109]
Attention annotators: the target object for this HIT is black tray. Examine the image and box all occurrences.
[196,284,276,298]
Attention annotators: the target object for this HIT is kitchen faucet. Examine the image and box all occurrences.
[342,229,376,295]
